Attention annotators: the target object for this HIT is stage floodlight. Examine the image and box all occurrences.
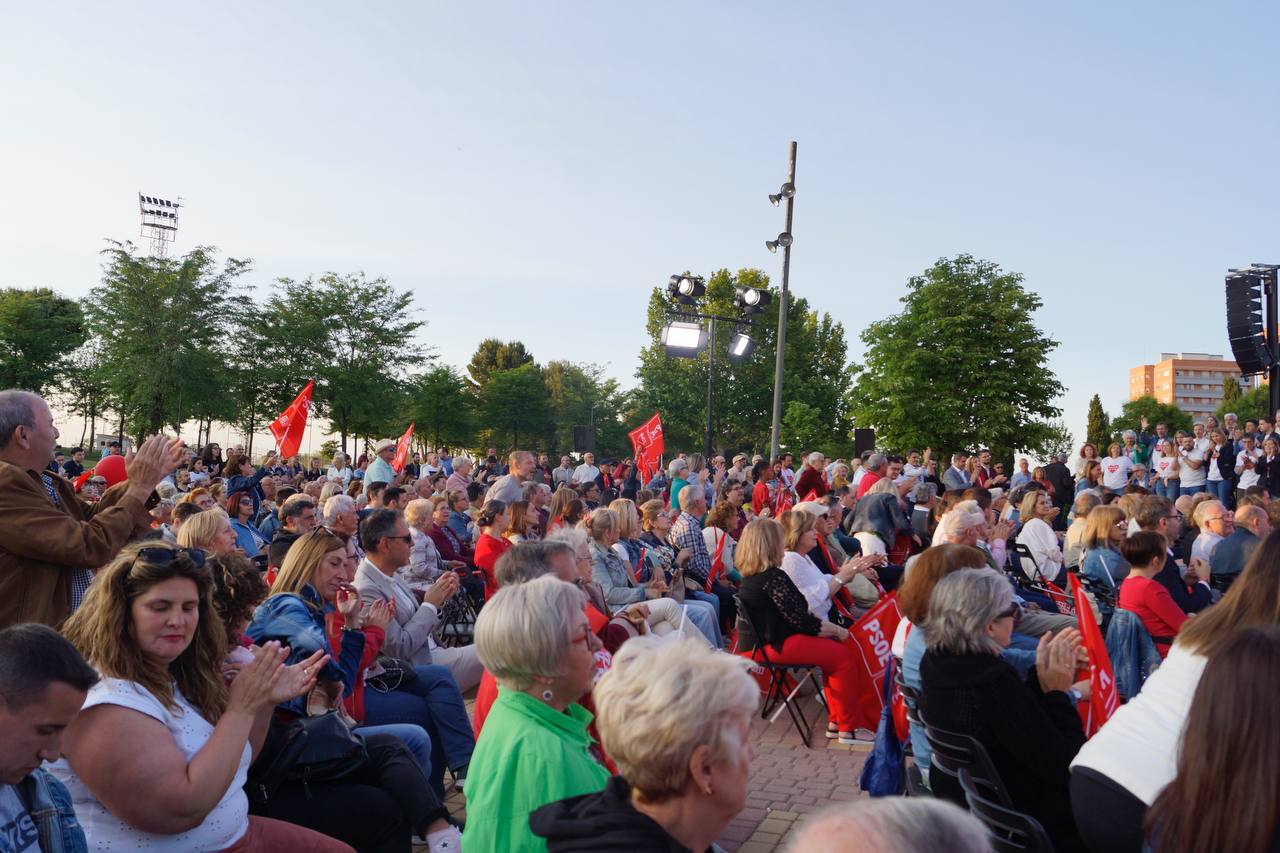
[727,331,757,363]
[662,321,708,358]
[734,285,772,314]
[765,232,794,253]
[768,182,797,206]
[666,274,706,305]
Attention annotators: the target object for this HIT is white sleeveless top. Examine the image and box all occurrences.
[47,677,250,851]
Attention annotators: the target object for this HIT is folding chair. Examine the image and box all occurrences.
[734,595,824,748]
[434,591,477,648]
[957,768,1056,853]
[924,723,1013,809]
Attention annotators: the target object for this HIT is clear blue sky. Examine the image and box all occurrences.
[3,2,1278,451]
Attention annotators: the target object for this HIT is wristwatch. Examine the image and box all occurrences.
[1067,687,1082,704]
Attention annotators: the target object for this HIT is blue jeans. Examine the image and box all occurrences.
[1153,479,1179,499]
[1209,479,1232,504]
[681,593,722,646]
[362,664,476,799]
[353,723,432,778]
[1179,484,1205,497]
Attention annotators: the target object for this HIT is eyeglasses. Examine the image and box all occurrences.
[385,534,413,544]
[136,546,207,568]
[997,604,1023,628]
[571,624,594,645]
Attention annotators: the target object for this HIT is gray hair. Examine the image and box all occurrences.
[865,452,887,472]
[1073,492,1101,517]
[546,525,589,553]
[922,568,1013,656]
[807,451,825,465]
[474,576,586,691]
[155,482,178,501]
[522,480,541,501]
[669,457,690,478]
[322,494,355,526]
[676,483,703,512]
[593,636,758,801]
[403,497,433,528]
[934,500,986,544]
[0,390,38,451]
[786,798,990,853]
[279,493,316,524]
[1122,429,1137,441]
[494,541,556,588]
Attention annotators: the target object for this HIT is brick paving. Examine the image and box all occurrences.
[420,684,868,852]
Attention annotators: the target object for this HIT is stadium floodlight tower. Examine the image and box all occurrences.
[138,193,181,257]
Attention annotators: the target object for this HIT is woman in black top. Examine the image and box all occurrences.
[735,518,865,745]
[919,568,1088,852]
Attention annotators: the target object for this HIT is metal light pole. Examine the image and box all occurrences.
[1264,266,1280,419]
[768,141,798,462]
[705,316,717,460]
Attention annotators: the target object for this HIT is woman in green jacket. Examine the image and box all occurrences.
[462,575,610,852]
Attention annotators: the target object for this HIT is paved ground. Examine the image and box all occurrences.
[426,684,868,852]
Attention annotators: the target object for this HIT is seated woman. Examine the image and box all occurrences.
[888,543,989,780]
[462,576,611,852]
[503,500,538,546]
[608,498,646,575]
[532,636,759,851]
[51,542,347,852]
[1015,490,1066,584]
[736,518,866,744]
[1079,504,1130,591]
[472,500,511,600]
[778,510,878,622]
[546,488,584,534]
[588,508,719,646]
[847,478,910,558]
[1117,531,1191,658]
[702,499,743,589]
[248,528,461,851]
[919,568,1088,852]
[177,508,240,555]
[225,491,268,556]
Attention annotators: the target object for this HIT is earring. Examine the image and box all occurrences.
[542,688,554,701]
[703,785,713,796]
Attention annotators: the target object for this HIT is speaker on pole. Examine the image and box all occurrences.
[853,428,876,457]
[1226,271,1274,376]
[573,426,596,453]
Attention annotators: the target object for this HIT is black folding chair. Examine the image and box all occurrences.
[734,595,823,748]
[892,666,932,797]
[434,591,477,648]
[957,767,1056,853]
[924,723,1013,808]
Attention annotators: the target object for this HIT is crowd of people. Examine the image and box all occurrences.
[1,385,1277,852]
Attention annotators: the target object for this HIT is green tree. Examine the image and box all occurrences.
[631,268,852,456]
[86,242,247,438]
[782,400,847,457]
[848,255,1064,461]
[0,288,86,394]
[1042,419,1075,459]
[1110,395,1193,441]
[58,339,111,449]
[480,363,551,450]
[544,361,628,458]
[1221,374,1242,410]
[406,365,477,452]
[1216,385,1269,423]
[467,339,535,387]
[1085,394,1110,451]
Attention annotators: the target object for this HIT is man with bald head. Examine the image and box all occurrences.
[0,390,184,628]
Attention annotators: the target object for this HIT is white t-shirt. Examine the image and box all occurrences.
[1236,448,1264,489]
[1150,451,1178,483]
[571,464,600,484]
[48,678,250,851]
[1178,447,1206,487]
[1193,436,1211,454]
[1100,456,1133,490]
[1206,445,1226,482]
[902,463,925,480]
[1071,646,1206,804]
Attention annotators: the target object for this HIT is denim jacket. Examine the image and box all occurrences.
[1104,608,1164,701]
[247,583,365,715]
[14,770,86,853]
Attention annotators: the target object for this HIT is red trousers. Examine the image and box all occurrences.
[223,816,355,852]
[754,633,862,730]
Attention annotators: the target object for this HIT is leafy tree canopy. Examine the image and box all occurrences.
[0,287,86,395]
[1110,395,1193,441]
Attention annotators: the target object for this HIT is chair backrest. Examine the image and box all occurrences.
[924,724,1013,807]
[732,594,767,662]
[893,663,924,725]
[957,767,1055,853]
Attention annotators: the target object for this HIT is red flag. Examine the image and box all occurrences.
[628,412,664,483]
[801,489,819,503]
[844,593,903,731]
[392,423,415,473]
[268,380,313,460]
[1041,579,1076,618]
[1069,574,1120,736]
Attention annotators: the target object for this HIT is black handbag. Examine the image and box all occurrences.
[365,657,419,693]
[247,711,368,804]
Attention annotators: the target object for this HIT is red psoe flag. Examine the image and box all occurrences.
[1069,574,1120,737]
[628,412,665,484]
[392,422,415,473]
[268,380,314,460]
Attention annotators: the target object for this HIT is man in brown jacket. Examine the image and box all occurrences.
[0,390,185,629]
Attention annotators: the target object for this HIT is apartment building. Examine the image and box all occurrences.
[1128,353,1243,420]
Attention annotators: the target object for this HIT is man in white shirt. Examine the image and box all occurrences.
[1235,434,1264,500]
[571,452,600,485]
[1190,500,1233,563]
[1191,423,1211,454]
[1177,435,1207,496]
[364,437,401,493]
[902,449,927,480]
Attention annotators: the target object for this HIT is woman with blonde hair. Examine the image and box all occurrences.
[532,636,759,850]
[779,510,874,622]
[1016,489,1066,584]
[547,488,584,533]
[608,498,645,573]
[177,508,240,555]
[50,541,343,851]
[1079,504,1130,590]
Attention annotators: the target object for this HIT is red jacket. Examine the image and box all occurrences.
[795,467,828,499]
[325,613,385,723]
[473,533,511,599]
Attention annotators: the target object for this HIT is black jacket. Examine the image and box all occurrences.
[530,775,706,852]
[1154,553,1212,614]
[1210,528,1260,577]
[1042,462,1074,507]
[920,650,1086,852]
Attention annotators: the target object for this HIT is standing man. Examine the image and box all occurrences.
[794,452,828,499]
[0,390,184,628]
[552,455,574,490]
[942,452,971,492]
[61,447,85,480]
[486,451,535,504]
[974,449,1007,489]
[571,452,600,486]
[364,438,401,494]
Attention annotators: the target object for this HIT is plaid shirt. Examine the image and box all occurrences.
[669,511,710,585]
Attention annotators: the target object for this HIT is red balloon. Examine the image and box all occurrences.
[95,454,128,487]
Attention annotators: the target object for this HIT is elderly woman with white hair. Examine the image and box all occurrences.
[785,798,989,853]
[461,576,611,853]
[667,457,692,510]
[326,452,353,488]
[920,568,1088,851]
[531,636,758,851]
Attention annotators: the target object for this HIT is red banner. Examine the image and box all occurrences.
[844,593,903,731]
[392,422,415,473]
[1069,574,1119,737]
[628,412,664,484]
[268,380,313,460]
[1042,579,1076,618]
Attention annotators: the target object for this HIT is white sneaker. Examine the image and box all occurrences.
[427,825,463,852]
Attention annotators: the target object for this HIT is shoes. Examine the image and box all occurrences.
[451,763,468,792]
[837,731,858,745]
[417,825,462,852]
[825,722,840,740]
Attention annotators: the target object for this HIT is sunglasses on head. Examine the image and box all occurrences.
[136,546,207,568]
